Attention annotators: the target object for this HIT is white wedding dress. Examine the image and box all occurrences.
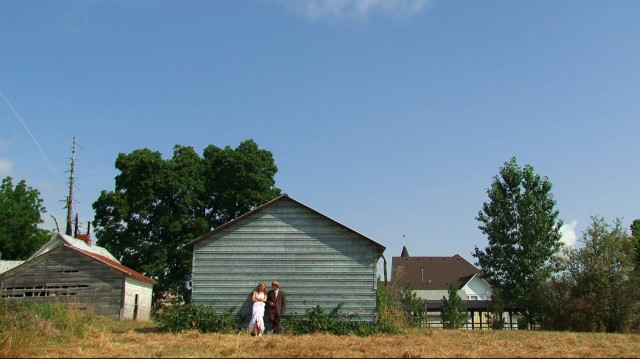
[248,292,266,335]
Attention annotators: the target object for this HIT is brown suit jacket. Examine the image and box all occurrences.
[267,289,286,316]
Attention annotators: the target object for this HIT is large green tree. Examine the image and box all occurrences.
[473,157,563,324]
[0,177,51,259]
[93,140,281,298]
[540,216,640,332]
[631,219,640,272]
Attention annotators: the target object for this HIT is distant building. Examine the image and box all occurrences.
[0,233,156,320]
[189,194,386,325]
[392,246,521,329]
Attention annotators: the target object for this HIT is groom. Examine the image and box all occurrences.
[267,280,286,334]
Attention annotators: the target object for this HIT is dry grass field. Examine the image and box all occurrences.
[5,319,640,358]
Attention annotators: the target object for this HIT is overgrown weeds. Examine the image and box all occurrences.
[0,300,93,356]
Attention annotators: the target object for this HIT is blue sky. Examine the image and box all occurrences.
[1,0,639,269]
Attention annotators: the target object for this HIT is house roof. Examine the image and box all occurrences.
[392,253,482,290]
[187,194,386,254]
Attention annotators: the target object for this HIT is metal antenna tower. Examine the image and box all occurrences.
[65,137,76,236]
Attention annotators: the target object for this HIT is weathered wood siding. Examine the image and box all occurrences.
[192,199,380,323]
[122,278,154,320]
[0,247,123,318]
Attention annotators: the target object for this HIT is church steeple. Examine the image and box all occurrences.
[401,245,410,257]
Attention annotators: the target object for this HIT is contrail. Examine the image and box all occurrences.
[1,91,65,184]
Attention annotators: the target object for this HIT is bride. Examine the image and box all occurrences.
[248,282,267,336]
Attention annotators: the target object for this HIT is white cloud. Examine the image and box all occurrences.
[278,0,434,22]
[560,220,578,248]
[0,159,12,178]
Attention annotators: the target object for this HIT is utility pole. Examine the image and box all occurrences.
[65,137,76,236]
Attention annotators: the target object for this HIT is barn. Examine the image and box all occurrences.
[188,194,386,325]
[0,233,156,320]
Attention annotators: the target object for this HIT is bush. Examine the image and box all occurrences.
[377,279,413,330]
[285,303,398,337]
[155,303,240,333]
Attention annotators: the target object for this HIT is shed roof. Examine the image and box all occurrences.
[1,245,156,285]
[29,233,117,262]
[0,260,24,274]
[392,253,482,290]
[187,194,386,254]
[66,245,157,285]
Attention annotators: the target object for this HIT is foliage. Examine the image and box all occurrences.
[155,303,240,334]
[285,303,397,337]
[92,140,281,298]
[486,288,505,330]
[473,157,563,321]
[539,216,640,332]
[0,177,52,260]
[376,279,406,330]
[440,285,467,329]
[631,219,640,273]
[0,300,92,356]
[400,282,426,327]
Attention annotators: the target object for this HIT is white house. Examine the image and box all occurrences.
[392,246,521,329]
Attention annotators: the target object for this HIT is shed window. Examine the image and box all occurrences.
[1,284,89,298]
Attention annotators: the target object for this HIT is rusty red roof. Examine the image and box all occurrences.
[66,245,157,285]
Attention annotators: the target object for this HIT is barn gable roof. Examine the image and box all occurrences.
[66,245,157,285]
[392,253,483,290]
[29,232,117,262]
[0,260,24,275]
[1,245,157,285]
[187,194,386,254]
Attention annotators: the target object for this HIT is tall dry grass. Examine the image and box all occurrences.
[6,318,640,358]
[0,299,92,357]
[2,301,639,358]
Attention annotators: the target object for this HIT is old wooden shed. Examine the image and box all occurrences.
[189,194,386,324]
[0,233,156,320]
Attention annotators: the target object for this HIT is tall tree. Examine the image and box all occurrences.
[631,219,640,272]
[0,177,51,259]
[202,140,281,226]
[93,140,281,298]
[473,157,563,324]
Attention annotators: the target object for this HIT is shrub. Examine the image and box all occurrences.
[377,279,412,330]
[440,285,468,329]
[155,303,240,333]
[285,303,398,337]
